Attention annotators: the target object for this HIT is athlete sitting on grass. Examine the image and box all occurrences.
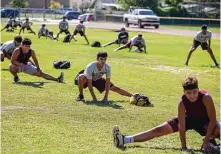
[113,76,220,153]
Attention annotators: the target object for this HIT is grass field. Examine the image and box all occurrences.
[1,25,220,154]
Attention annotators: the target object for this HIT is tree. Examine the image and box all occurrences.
[117,0,159,10]
[79,0,91,13]
[49,0,62,9]
[9,0,28,8]
[164,0,183,6]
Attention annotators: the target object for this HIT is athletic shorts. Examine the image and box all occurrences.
[10,62,38,75]
[167,116,210,136]
[59,29,70,35]
[115,39,128,44]
[75,73,114,93]
[193,40,209,50]
[73,30,84,36]
[21,26,31,30]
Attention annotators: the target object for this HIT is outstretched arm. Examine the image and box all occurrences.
[87,79,97,101]
[203,95,216,151]
[178,101,187,150]
[31,50,40,71]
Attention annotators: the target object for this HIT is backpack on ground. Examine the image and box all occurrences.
[63,34,71,43]
[53,61,71,69]
[91,41,101,47]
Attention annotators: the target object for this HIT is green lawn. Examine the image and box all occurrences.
[1,25,220,154]
[161,25,220,33]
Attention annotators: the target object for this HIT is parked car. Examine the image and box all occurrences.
[55,8,73,14]
[123,9,160,29]
[78,13,95,21]
[1,8,19,18]
[64,11,81,20]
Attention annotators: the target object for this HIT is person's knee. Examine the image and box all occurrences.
[9,65,17,73]
[78,74,87,84]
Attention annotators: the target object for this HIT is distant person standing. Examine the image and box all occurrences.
[19,18,36,35]
[69,20,90,44]
[56,16,70,41]
[185,25,219,67]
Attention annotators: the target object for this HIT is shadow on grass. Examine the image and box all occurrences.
[124,145,201,153]
[14,81,50,88]
[83,100,124,109]
[200,64,220,69]
[1,68,9,71]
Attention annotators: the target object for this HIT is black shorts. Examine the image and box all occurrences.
[5,24,12,28]
[167,116,210,136]
[73,30,84,36]
[75,73,114,93]
[59,29,70,35]
[115,39,128,44]
[22,26,31,30]
[193,40,209,50]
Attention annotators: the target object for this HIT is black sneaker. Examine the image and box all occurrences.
[14,76,20,83]
[58,72,64,83]
[202,138,220,154]
[76,94,84,101]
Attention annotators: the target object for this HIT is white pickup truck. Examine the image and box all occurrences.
[123,9,160,29]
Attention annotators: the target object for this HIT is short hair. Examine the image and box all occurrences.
[80,20,84,23]
[22,38,32,46]
[63,16,66,19]
[42,24,46,27]
[97,51,108,59]
[201,25,207,30]
[121,27,125,31]
[138,33,142,37]
[182,76,198,90]
[26,17,29,20]
[14,35,23,43]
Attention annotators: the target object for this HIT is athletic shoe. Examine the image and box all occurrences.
[113,49,118,52]
[202,138,220,154]
[76,94,84,101]
[58,72,64,83]
[113,125,124,148]
[14,76,20,83]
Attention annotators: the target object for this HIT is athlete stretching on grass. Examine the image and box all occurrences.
[75,51,133,102]
[185,25,219,67]
[9,38,64,83]
[113,76,220,153]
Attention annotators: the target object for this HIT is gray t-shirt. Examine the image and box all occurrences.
[194,30,212,43]
[84,62,111,81]
[0,41,16,55]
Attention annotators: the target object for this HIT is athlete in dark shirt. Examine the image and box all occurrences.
[112,76,220,153]
[9,38,64,83]
[102,28,129,47]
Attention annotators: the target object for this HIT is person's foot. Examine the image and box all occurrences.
[14,76,20,83]
[215,64,219,68]
[1,57,4,62]
[76,94,85,101]
[113,48,118,52]
[113,125,124,148]
[58,72,64,83]
[185,63,188,66]
[202,138,220,153]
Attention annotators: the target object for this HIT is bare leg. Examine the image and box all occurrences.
[32,71,59,82]
[19,28,23,35]
[77,74,87,95]
[110,85,133,97]
[56,32,61,40]
[206,48,219,66]
[102,41,115,47]
[185,47,196,66]
[114,45,128,52]
[9,65,19,77]
[83,35,90,44]
[133,122,174,142]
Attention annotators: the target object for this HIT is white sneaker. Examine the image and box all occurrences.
[113,125,124,148]
[58,72,64,83]
[113,49,118,52]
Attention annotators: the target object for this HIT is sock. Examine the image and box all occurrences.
[124,136,134,143]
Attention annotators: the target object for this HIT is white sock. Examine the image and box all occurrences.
[124,136,134,143]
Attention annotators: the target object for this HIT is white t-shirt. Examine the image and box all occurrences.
[75,23,85,32]
[59,20,69,30]
[84,62,111,81]
[38,27,47,34]
[0,41,16,55]
[131,36,145,45]
[194,30,212,43]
